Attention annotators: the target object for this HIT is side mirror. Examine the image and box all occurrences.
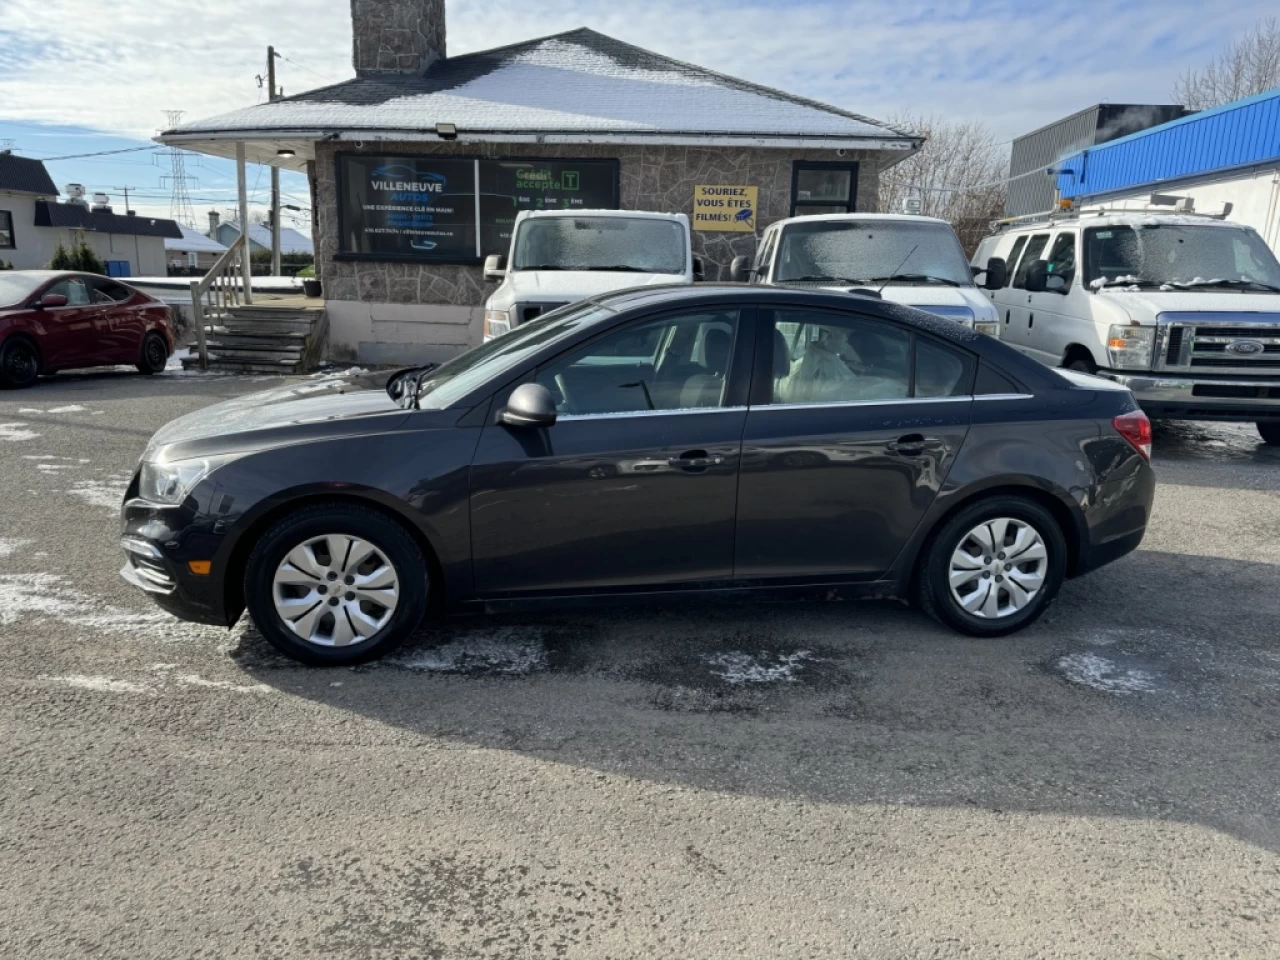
[35,294,69,309]
[1023,260,1049,293]
[483,254,507,282]
[498,383,557,428]
[728,255,753,283]
[983,257,1008,290]
[692,256,705,282]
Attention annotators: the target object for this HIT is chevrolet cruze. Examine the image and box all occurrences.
[121,285,1155,665]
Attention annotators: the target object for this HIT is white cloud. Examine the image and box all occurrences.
[1,0,1276,143]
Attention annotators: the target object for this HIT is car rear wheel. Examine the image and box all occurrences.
[1257,421,1280,445]
[0,337,40,389]
[245,504,428,665]
[917,497,1067,637]
[136,332,169,375]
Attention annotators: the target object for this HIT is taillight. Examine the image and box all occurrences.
[1113,410,1152,461]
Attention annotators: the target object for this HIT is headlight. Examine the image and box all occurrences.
[138,455,233,505]
[1106,325,1155,370]
[974,320,1001,339]
[484,309,512,340]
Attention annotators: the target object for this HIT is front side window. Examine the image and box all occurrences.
[768,309,911,405]
[0,210,14,249]
[1044,233,1077,291]
[1083,224,1280,289]
[774,219,975,287]
[1002,236,1029,287]
[1012,233,1050,289]
[537,309,740,416]
[512,217,687,275]
[45,277,91,305]
[791,163,858,216]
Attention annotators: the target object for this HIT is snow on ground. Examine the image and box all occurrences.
[45,405,89,414]
[41,675,154,695]
[0,423,40,442]
[0,538,33,559]
[391,627,548,675]
[170,673,274,694]
[67,476,131,512]
[706,650,820,685]
[1055,653,1159,694]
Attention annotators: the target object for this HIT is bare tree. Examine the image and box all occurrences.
[1173,17,1280,110]
[877,114,1009,256]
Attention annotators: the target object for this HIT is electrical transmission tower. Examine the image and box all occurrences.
[160,110,196,227]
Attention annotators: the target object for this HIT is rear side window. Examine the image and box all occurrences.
[915,337,975,398]
[93,279,132,303]
[767,309,910,405]
[1012,233,1050,288]
[975,362,1022,396]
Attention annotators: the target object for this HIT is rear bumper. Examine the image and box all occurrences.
[1074,466,1156,577]
[1101,372,1280,422]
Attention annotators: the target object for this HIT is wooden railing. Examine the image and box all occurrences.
[187,233,250,370]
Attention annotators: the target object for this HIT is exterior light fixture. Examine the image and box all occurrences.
[436,122,458,140]
[277,148,297,159]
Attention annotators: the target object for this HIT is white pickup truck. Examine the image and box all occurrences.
[729,213,1003,335]
[482,209,697,340]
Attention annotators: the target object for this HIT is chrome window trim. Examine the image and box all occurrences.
[751,395,975,412]
[973,393,1036,401]
[554,394,1035,420]
[557,406,748,422]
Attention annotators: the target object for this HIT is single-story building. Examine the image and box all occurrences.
[158,0,922,364]
[167,223,229,271]
[1052,86,1280,254]
[0,151,182,276]
[207,212,314,256]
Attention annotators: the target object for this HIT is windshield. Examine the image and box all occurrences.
[512,217,687,274]
[416,300,614,410]
[1084,224,1280,289]
[0,273,46,307]
[774,220,974,286]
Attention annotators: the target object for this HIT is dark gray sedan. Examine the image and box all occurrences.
[120,285,1155,665]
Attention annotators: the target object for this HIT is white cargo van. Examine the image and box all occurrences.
[973,206,1280,443]
[729,213,1003,335]
[482,209,696,340]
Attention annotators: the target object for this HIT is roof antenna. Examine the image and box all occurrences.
[878,244,918,296]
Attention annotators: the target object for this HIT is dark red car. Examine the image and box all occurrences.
[0,270,175,388]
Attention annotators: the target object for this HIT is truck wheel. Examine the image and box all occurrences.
[1066,357,1096,374]
[1258,422,1280,445]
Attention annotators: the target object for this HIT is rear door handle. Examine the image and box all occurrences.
[886,435,944,455]
[668,451,725,470]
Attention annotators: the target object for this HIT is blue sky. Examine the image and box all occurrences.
[2,0,1275,233]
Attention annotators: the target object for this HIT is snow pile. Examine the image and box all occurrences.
[706,650,819,685]
[1056,652,1158,694]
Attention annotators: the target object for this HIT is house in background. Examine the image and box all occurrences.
[0,151,182,276]
[206,211,314,256]
[166,223,228,273]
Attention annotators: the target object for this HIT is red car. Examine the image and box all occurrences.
[0,270,175,389]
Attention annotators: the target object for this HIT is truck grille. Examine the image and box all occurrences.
[519,302,570,324]
[1159,319,1280,373]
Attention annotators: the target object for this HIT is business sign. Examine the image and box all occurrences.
[337,154,620,261]
[479,160,620,254]
[693,185,758,232]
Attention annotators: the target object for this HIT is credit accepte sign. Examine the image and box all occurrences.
[693,185,758,232]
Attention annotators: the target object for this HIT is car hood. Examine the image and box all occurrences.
[143,370,412,461]
[501,270,687,300]
[1097,290,1280,321]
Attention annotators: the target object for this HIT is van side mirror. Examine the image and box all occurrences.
[692,255,705,282]
[983,257,1008,290]
[1024,260,1049,293]
[498,383,557,428]
[35,294,69,309]
[483,254,507,282]
[728,256,753,283]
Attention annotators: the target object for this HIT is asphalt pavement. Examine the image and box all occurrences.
[2,368,1278,959]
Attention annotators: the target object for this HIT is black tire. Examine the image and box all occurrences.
[916,496,1068,637]
[1258,421,1280,445]
[244,503,429,666]
[136,332,169,375]
[0,337,41,389]
[1066,356,1096,374]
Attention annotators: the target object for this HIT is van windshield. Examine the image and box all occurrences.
[1084,224,1280,290]
[774,220,975,286]
[512,217,687,274]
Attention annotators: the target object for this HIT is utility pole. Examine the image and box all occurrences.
[112,185,139,215]
[267,45,282,277]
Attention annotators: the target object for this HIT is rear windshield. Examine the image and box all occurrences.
[512,217,687,274]
[0,274,46,307]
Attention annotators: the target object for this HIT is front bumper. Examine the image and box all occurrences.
[119,496,232,626]
[1101,372,1280,422]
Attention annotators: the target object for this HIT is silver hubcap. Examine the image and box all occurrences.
[949,518,1048,620]
[272,534,400,647]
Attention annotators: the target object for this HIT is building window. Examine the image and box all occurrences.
[0,211,14,249]
[791,162,859,217]
[188,251,199,268]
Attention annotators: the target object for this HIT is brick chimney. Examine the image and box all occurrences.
[207,210,220,236]
[351,0,446,76]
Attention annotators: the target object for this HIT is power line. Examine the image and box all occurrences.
[36,145,160,162]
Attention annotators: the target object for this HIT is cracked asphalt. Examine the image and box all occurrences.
[2,369,1278,959]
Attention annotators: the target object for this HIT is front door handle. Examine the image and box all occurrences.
[886,435,944,455]
[668,450,725,470]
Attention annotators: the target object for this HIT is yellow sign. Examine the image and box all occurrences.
[692,185,758,232]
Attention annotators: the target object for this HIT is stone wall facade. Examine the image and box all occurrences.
[314,140,882,305]
[350,0,445,75]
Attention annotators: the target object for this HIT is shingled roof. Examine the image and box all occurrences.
[163,28,917,148]
[34,201,184,239]
[0,152,58,197]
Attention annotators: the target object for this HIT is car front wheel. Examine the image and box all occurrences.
[0,337,41,389]
[244,504,429,665]
[917,497,1067,637]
